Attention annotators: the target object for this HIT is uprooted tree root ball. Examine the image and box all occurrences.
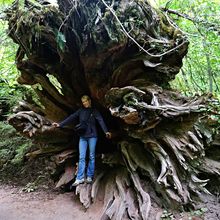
[4,0,220,219]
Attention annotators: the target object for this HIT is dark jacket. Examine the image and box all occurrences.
[59,107,108,138]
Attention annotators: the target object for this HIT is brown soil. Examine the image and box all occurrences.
[0,184,102,220]
[0,183,219,220]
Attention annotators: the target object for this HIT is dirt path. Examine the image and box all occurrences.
[0,185,102,220]
[0,184,220,220]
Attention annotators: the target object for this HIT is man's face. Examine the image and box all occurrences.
[82,99,91,108]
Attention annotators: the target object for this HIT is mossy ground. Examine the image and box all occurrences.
[0,121,53,189]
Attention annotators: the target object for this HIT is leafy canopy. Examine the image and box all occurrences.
[158,0,220,98]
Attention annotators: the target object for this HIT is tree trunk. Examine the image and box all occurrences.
[4,0,220,219]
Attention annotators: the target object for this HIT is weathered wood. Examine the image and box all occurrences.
[8,111,74,143]
[55,163,75,188]
[75,183,92,209]
[53,149,75,165]
[25,145,69,159]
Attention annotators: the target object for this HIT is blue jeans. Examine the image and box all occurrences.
[76,137,98,180]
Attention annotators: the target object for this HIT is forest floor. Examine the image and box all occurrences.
[0,182,220,220]
[0,183,102,220]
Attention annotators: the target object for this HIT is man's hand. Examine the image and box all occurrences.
[52,122,60,127]
[105,132,112,139]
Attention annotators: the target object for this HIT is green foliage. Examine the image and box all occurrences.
[11,142,31,165]
[0,0,14,12]
[0,19,29,112]
[0,0,14,4]
[55,30,66,52]
[160,207,208,219]
[160,210,174,219]
[0,1,62,115]
[190,207,208,217]
[0,122,32,169]
[0,22,18,83]
[0,14,40,115]
[22,182,38,192]
[159,0,220,98]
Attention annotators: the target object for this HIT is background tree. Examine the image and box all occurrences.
[159,0,220,97]
[0,0,35,119]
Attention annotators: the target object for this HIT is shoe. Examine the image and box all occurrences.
[86,177,93,183]
[72,178,84,186]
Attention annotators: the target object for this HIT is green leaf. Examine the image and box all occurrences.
[56,31,66,51]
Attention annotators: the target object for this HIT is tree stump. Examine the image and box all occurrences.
[4,0,220,219]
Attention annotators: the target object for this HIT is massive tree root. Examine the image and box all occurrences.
[4,0,220,219]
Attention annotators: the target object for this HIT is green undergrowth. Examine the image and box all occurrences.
[0,121,32,169]
[0,121,54,189]
[160,207,208,220]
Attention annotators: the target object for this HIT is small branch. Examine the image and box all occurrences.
[162,8,194,22]
[161,8,220,33]
[58,2,76,32]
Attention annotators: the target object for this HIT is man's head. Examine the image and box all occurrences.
[81,95,91,108]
